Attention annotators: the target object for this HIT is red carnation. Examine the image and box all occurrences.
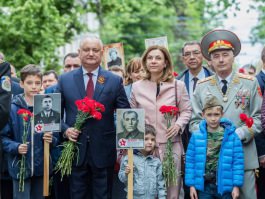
[246,117,254,128]
[239,68,245,74]
[239,113,248,122]
[173,72,178,77]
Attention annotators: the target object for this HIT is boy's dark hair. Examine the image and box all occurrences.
[20,64,42,82]
[43,70,58,80]
[145,124,156,137]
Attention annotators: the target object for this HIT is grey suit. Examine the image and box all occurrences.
[190,72,262,199]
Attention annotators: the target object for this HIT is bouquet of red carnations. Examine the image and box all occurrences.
[159,105,179,187]
[55,97,105,178]
[17,109,33,192]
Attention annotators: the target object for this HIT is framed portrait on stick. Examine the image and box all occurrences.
[33,93,61,196]
[116,109,145,149]
[103,42,125,70]
[145,36,168,49]
[33,93,61,133]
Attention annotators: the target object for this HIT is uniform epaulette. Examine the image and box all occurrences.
[198,76,214,84]
[237,73,254,81]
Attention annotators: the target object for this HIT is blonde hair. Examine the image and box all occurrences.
[125,57,142,85]
[141,45,174,83]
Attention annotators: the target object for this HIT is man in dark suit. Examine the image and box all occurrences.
[57,36,130,199]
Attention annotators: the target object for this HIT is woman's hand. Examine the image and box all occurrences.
[166,124,181,139]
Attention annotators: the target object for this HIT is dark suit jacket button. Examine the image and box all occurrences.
[87,135,90,142]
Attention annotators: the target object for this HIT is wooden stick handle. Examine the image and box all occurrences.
[43,140,50,196]
[127,149,133,199]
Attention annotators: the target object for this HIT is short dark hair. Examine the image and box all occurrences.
[145,124,156,137]
[123,110,138,120]
[43,70,58,80]
[63,52,79,65]
[181,41,201,56]
[43,95,53,101]
[20,64,42,82]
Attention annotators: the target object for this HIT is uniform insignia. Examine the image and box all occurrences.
[97,76,105,84]
[237,73,254,81]
[232,77,240,84]
[258,87,263,97]
[1,76,11,92]
[198,76,215,84]
[235,89,250,110]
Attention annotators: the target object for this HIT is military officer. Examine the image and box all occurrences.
[190,29,262,199]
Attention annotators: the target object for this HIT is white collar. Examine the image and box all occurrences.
[217,72,233,84]
[188,68,205,82]
[82,66,99,76]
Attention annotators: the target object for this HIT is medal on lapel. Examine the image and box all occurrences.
[240,89,250,110]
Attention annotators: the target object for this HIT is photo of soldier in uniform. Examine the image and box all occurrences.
[116,109,145,149]
[145,36,168,49]
[34,93,61,132]
[103,42,125,70]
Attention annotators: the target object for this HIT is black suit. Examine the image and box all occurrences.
[58,66,130,199]
[0,61,11,199]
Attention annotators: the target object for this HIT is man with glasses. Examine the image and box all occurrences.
[178,41,213,98]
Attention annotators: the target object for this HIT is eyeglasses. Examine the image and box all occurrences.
[183,50,201,58]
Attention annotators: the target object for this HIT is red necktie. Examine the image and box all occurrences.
[86,73,94,99]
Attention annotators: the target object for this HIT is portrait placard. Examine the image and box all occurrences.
[145,36,168,49]
[33,93,61,133]
[103,42,125,70]
[116,109,145,149]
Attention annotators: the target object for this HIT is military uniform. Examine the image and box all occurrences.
[190,73,262,199]
[0,61,11,130]
[117,128,144,140]
[34,109,60,125]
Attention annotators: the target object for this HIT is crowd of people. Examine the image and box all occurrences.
[0,29,265,199]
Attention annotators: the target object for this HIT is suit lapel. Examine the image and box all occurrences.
[94,67,107,101]
[73,68,86,99]
[184,72,190,95]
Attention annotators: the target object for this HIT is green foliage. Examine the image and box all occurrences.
[0,0,237,72]
[0,0,83,71]
[87,0,237,72]
[250,1,265,44]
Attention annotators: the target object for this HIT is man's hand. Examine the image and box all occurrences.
[190,186,198,199]
[166,124,181,139]
[43,133,53,143]
[65,127,80,142]
[232,187,240,199]
[18,144,28,155]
